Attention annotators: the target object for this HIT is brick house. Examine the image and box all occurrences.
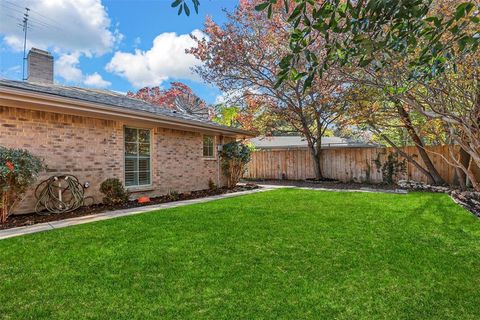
[0,48,253,214]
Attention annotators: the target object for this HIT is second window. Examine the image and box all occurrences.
[203,135,215,158]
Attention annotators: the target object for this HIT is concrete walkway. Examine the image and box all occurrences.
[0,184,408,240]
[0,187,274,240]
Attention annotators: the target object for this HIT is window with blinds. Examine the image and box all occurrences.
[124,127,151,187]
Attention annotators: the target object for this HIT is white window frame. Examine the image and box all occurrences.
[202,134,216,159]
[124,126,152,188]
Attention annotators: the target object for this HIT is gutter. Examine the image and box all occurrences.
[0,86,255,138]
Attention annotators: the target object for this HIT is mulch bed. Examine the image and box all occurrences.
[1,184,260,230]
[449,190,480,217]
[397,180,480,217]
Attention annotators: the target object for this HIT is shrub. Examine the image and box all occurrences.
[166,190,180,201]
[100,178,129,205]
[208,178,217,190]
[0,147,45,223]
[219,141,252,188]
[374,152,407,184]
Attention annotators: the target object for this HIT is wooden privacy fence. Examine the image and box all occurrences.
[244,145,478,185]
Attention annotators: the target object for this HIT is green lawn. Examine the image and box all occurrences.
[1,189,479,319]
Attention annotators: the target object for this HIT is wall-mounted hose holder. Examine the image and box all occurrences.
[34,175,93,215]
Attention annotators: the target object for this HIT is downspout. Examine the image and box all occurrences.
[217,135,223,187]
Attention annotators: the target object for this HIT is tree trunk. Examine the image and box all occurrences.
[309,144,323,180]
[1,192,7,224]
[461,156,480,191]
[301,115,324,180]
[453,148,471,189]
[466,168,480,191]
[395,101,445,185]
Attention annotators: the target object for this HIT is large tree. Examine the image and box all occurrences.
[212,101,277,133]
[175,0,480,186]
[189,0,348,179]
[403,53,480,190]
[339,48,450,185]
[341,0,479,187]
[345,84,447,184]
[174,0,478,86]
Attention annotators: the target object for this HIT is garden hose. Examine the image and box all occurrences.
[34,175,93,215]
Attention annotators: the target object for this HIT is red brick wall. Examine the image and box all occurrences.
[0,105,228,214]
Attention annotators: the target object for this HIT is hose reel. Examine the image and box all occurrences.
[35,175,93,215]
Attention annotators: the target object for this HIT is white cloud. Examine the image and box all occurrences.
[55,52,83,83]
[3,36,23,51]
[106,30,205,88]
[0,0,122,56]
[55,52,110,88]
[0,0,122,84]
[84,72,111,88]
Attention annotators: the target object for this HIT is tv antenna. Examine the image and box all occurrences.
[2,1,63,80]
[21,7,30,81]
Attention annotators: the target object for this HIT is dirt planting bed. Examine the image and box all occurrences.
[1,184,259,230]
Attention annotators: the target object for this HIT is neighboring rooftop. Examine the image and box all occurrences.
[250,136,378,149]
[0,79,252,136]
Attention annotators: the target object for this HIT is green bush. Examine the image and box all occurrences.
[219,141,252,188]
[208,178,217,190]
[166,190,180,201]
[0,147,45,223]
[374,152,407,184]
[100,178,129,205]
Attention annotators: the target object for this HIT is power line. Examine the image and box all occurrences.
[1,8,60,38]
[3,0,23,9]
[29,7,62,26]
[5,13,20,22]
[3,0,61,24]
[1,1,62,30]
[1,0,65,81]
[0,2,24,15]
[28,21,49,31]
[27,16,59,30]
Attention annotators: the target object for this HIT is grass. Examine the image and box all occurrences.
[0,189,479,319]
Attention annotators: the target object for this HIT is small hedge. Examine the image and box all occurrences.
[100,178,129,205]
[0,147,45,223]
[219,141,252,188]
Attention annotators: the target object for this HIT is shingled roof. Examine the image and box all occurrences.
[251,136,378,149]
[0,79,252,136]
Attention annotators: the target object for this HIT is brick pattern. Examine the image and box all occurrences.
[27,48,54,84]
[0,106,228,214]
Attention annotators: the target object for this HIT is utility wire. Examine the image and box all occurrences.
[1,1,62,29]
[3,0,23,9]
[1,0,66,81]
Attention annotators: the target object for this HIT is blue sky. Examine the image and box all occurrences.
[0,0,238,104]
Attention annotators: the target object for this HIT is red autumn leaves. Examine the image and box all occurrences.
[5,161,14,172]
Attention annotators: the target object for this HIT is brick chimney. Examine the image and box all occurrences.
[27,48,54,84]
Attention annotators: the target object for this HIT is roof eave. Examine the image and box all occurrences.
[0,86,255,138]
